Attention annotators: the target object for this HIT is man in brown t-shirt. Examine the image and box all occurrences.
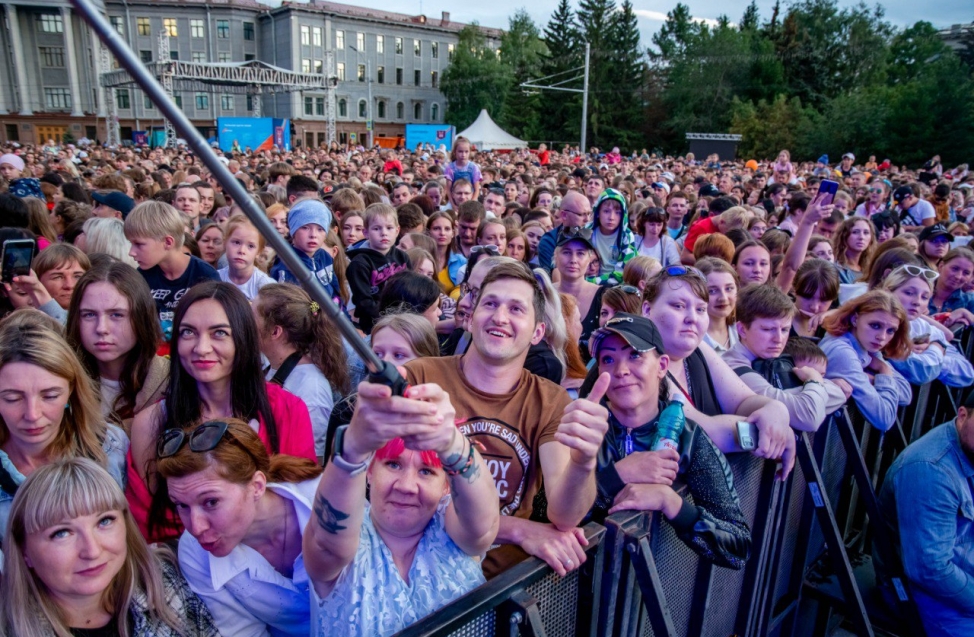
[406,260,611,576]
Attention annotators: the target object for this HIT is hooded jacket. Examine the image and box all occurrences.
[590,189,637,286]
[346,245,410,333]
[594,399,752,570]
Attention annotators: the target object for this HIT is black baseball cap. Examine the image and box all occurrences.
[556,226,596,252]
[919,223,952,243]
[589,313,666,359]
[91,190,135,218]
[892,185,913,205]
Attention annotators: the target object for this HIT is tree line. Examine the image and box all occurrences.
[440,0,974,165]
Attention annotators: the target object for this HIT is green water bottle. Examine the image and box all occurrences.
[653,401,685,453]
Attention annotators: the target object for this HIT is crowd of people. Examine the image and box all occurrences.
[0,136,970,636]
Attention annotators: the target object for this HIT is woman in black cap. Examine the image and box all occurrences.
[917,223,953,270]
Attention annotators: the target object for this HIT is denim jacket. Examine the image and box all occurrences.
[0,424,128,536]
[877,422,974,635]
[929,288,974,315]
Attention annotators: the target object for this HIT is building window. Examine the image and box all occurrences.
[245,53,255,61]
[304,97,313,116]
[38,14,63,33]
[302,59,311,73]
[377,101,386,118]
[216,20,229,38]
[110,16,125,36]
[414,70,421,86]
[140,50,152,63]
[314,60,323,74]
[40,47,65,68]
[191,19,204,38]
[311,27,321,46]
[195,93,209,109]
[163,18,177,37]
[431,71,438,88]
[335,30,344,49]
[221,95,233,110]
[377,35,384,53]
[395,37,403,54]
[377,66,384,84]
[116,90,130,109]
[448,43,455,59]
[174,95,182,109]
[414,39,421,56]
[356,32,364,50]
[431,103,439,121]
[244,22,256,41]
[218,52,230,63]
[396,101,404,119]
[144,94,155,109]
[300,26,310,46]
[336,62,345,81]
[338,99,347,117]
[315,97,325,116]
[396,68,403,85]
[413,103,422,120]
[432,42,439,59]
[193,52,207,63]
[357,64,365,82]
[246,95,254,111]
[358,99,366,118]
[137,18,151,36]
[44,88,71,110]
[170,51,179,61]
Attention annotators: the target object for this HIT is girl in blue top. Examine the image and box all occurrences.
[820,290,913,431]
[443,137,483,201]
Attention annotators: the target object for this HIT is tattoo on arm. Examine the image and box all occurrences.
[313,494,350,534]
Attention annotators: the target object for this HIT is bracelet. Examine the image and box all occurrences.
[443,437,477,477]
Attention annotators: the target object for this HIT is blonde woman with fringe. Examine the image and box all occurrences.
[0,314,128,535]
[1,457,218,637]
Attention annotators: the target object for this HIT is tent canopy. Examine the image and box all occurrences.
[456,109,526,151]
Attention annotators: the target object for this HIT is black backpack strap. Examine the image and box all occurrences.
[270,351,304,387]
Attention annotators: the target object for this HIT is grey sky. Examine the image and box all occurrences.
[405,0,972,49]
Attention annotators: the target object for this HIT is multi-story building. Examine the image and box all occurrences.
[0,0,501,147]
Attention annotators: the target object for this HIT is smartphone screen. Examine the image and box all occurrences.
[818,179,839,206]
[1,239,36,283]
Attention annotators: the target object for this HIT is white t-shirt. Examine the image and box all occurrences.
[219,267,274,301]
[900,199,935,226]
[265,363,335,458]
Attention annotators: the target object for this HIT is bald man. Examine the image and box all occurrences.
[537,190,594,274]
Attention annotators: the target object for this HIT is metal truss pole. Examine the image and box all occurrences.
[157,29,176,147]
[101,46,120,147]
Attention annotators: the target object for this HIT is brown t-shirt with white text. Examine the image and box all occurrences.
[405,355,571,520]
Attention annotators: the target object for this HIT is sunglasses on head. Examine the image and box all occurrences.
[891,264,939,282]
[562,226,593,241]
[158,421,234,458]
[662,265,706,280]
[470,244,500,257]
[615,284,641,295]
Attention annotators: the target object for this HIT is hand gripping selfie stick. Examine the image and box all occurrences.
[71,0,407,395]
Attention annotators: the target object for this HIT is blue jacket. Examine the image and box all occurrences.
[877,422,974,636]
[270,246,341,306]
[819,331,911,431]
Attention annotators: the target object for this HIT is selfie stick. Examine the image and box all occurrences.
[70,0,407,395]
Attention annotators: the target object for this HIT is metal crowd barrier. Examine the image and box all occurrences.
[395,352,973,637]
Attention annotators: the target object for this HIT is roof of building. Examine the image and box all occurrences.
[276,0,504,38]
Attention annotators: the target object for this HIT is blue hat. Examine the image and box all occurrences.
[817,155,829,165]
[288,199,333,236]
[8,177,43,200]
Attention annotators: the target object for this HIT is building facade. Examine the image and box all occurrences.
[0,0,501,147]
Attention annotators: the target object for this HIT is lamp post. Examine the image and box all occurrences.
[348,44,373,148]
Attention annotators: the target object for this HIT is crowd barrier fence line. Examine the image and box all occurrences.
[393,329,974,637]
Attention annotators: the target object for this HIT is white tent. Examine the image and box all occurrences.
[456,109,526,151]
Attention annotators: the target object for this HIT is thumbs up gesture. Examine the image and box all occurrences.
[555,372,611,471]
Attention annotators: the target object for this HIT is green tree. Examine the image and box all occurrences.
[577,0,618,149]
[730,94,816,159]
[499,10,548,141]
[539,0,583,145]
[602,0,644,149]
[441,26,512,130]
[887,21,953,84]
[650,3,699,64]
[739,1,760,32]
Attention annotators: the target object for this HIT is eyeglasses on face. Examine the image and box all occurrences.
[458,282,481,301]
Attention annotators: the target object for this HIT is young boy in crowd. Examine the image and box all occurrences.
[590,188,637,285]
[346,203,410,333]
[124,200,220,341]
[270,199,340,304]
[721,284,847,432]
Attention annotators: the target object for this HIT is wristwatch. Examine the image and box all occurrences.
[331,425,373,477]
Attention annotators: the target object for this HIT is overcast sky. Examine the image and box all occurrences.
[404,0,972,48]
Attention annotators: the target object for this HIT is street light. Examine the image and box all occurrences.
[348,44,373,148]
